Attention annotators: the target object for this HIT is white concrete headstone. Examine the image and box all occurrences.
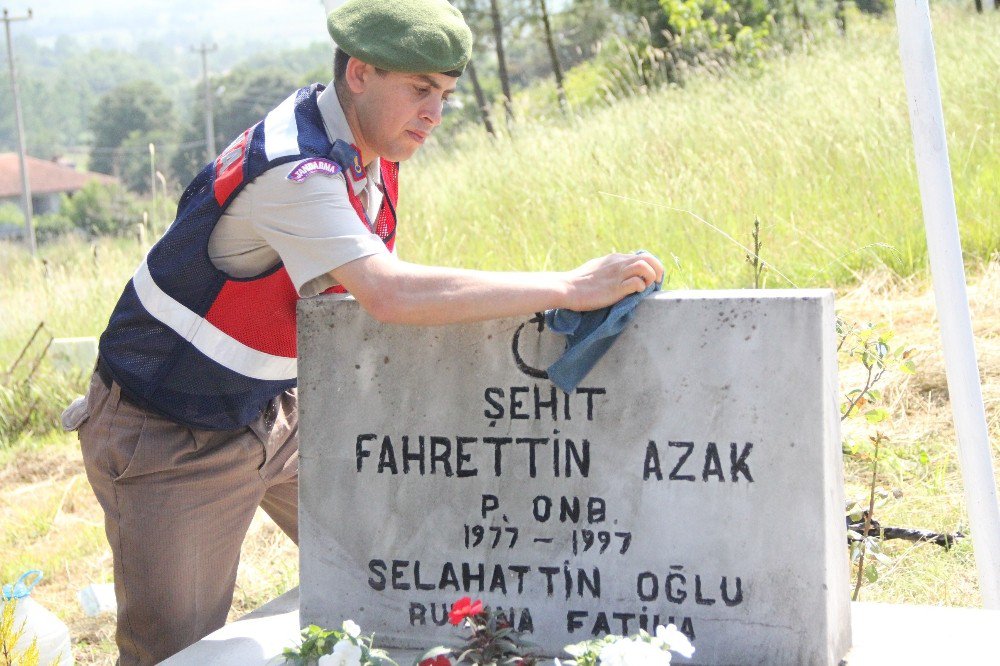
[49,337,98,374]
[298,291,851,665]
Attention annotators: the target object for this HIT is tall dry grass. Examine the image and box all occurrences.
[403,10,997,289]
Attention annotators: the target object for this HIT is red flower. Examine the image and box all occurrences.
[448,596,484,625]
[418,656,451,666]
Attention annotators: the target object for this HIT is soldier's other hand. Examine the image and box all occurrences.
[562,252,665,312]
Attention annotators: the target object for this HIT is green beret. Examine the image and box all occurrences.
[328,0,472,77]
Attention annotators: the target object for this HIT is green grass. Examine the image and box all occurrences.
[403,9,998,288]
[1,9,995,362]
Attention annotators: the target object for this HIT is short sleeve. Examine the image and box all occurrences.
[230,160,390,296]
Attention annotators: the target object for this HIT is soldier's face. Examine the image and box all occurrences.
[354,69,457,162]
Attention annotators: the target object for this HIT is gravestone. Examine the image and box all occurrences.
[298,291,851,665]
[49,337,98,375]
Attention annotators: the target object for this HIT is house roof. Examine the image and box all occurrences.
[0,153,118,199]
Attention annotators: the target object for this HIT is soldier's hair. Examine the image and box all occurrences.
[333,47,388,95]
[334,47,350,83]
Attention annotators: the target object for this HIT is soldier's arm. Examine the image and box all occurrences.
[329,252,664,326]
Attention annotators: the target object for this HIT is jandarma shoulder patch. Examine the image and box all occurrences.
[286,158,343,183]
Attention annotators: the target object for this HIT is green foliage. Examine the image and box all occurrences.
[282,623,397,666]
[838,318,920,598]
[117,129,174,195]
[33,214,77,244]
[171,66,302,184]
[88,81,176,179]
[59,181,144,238]
[0,599,40,666]
[562,0,778,109]
[838,320,915,424]
[445,602,537,666]
[609,0,674,46]
[0,204,25,229]
[561,60,607,109]
[658,0,773,67]
[855,0,893,16]
[0,370,87,448]
[0,206,77,245]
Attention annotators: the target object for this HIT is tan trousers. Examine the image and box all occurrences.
[75,372,299,665]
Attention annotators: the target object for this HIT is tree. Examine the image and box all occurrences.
[488,0,516,123]
[609,0,672,46]
[536,0,568,112]
[88,81,175,179]
[171,66,300,184]
[465,60,496,136]
[61,181,144,237]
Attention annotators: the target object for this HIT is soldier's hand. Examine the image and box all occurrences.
[562,253,665,312]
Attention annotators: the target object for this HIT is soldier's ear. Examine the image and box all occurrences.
[344,56,371,95]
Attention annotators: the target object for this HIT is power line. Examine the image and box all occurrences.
[62,139,206,155]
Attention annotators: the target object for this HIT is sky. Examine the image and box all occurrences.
[2,0,334,50]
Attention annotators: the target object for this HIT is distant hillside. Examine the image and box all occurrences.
[4,0,329,52]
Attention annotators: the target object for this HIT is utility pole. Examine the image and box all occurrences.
[3,7,35,256]
[192,42,218,162]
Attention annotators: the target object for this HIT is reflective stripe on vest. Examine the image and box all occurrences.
[131,259,298,381]
[97,84,400,429]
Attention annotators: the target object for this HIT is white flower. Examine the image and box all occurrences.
[564,640,591,657]
[597,637,629,666]
[317,638,362,666]
[634,640,673,665]
[341,619,361,638]
[654,624,695,659]
[600,637,671,666]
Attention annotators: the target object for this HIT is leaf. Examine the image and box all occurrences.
[417,646,453,660]
[865,408,889,424]
[872,550,892,565]
[864,564,879,583]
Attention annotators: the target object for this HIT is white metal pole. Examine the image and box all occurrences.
[895,0,1000,608]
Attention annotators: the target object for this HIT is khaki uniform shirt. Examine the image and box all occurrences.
[207,83,391,297]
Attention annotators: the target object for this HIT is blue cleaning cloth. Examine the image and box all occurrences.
[545,267,661,393]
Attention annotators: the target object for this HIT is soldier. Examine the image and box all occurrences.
[64,0,663,662]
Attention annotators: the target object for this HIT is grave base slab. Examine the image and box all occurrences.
[162,589,998,666]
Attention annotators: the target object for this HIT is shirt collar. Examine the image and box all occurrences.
[318,82,381,196]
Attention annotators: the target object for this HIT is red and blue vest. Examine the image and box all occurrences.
[98,84,398,430]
